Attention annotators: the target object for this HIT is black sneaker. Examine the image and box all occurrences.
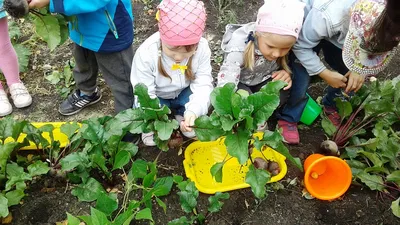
[59,88,102,116]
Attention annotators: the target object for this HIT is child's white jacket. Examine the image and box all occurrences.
[130,32,214,117]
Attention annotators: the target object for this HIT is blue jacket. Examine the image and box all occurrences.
[50,0,134,53]
[292,0,357,76]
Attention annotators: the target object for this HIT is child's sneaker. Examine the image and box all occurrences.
[59,88,102,116]
[175,115,196,138]
[0,89,12,116]
[277,120,299,144]
[323,106,341,128]
[142,132,156,146]
[9,83,32,108]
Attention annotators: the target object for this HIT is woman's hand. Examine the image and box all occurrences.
[180,111,197,132]
[272,70,292,90]
[28,0,50,9]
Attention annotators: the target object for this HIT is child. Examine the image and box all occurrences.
[217,0,305,143]
[0,0,32,117]
[290,0,399,142]
[130,0,213,146]
[29,0,135,115]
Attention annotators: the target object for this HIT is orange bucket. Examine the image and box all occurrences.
[304,154,352,200]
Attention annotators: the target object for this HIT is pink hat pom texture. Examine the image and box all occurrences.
[256,0,305,39]
[158,0,207,46]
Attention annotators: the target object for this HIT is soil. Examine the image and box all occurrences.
[4,0,400,224]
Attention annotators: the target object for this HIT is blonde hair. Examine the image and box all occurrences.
[243,32,292,74]
[158,44,196,81]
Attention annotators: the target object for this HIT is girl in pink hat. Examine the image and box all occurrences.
[217,0,305,144]
[130,0,213,146]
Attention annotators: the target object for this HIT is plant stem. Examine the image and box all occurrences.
[390,127,400,140]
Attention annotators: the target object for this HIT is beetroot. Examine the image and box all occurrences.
[3,0,29,18]
[253,157,281,176]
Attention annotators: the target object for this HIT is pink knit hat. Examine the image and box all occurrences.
[256,0,305,39]
[158,0,206,46]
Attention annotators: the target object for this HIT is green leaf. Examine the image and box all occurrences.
[260,131,303,171]
[12,120,28,141]
[80,120,104,144]
[34,15,61,51]
[71,178,105,202]
[5,189,24,206]
[259,80,287,95]
[210,83,236,115]
[135,83,161,109]
[56,14,69,45]
[391,198,400,218]
[113,201,140,225]
[118,141,138,158]
[359,151,382,167]
[14,44,31,72]
[194,116,225,141]
[0,194,9,218]
[5,163,32,191]
[226,129,251,165]
[113,150,130,170]
[321,117,337,137]
[8,21,21,40]
[219,115,238,131]
[60,122,80,139]
[232,91,246,119]
[143,171,157,188]
[363,138,379,151]
[177,181,199,213]
[173,175,184,183]
[91,154,109,178]
[154,133,169,151]
[356,171,384,191]
[154,120,179,140]
[210,162,224,183]
[135,208,153,221]
[153,177,174,197]
[208,192,230,213]
[131,159,148,179]
[27,160,50,177]
[364,99,394,119]
[344,146,362,159]
[67,212,81,225]
[245,165,270,198]
[167,216,192,225]
[387,171,400,184]
[95,192,118,216]
[0,142,19,177]
[79,215,94,225]
[156,197,167,214]
[91,207,111,225]
[0,117,16,141]
[247,92,280,126]
[334,98,352,119]
[61,152,90,171]
[107,108,146,136]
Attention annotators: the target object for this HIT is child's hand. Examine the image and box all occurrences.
[319,69,347,89]
[344,71,364,93]
[272,70,292,90]
[28,0,50,9]
[181,111,197,132]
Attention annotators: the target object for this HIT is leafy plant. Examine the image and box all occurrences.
[45,59,75,99]
[193,82,302,199]
[0,118,50,218]
[168,179,230,225]
[321,77,400,217]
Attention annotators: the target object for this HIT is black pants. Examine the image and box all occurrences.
[72,44,134,113]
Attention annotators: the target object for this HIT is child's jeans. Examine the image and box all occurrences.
[278,41,349,123]
[159,87,192,116]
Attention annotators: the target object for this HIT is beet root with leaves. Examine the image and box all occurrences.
[320,76,400,217]
[193,81,303,199]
